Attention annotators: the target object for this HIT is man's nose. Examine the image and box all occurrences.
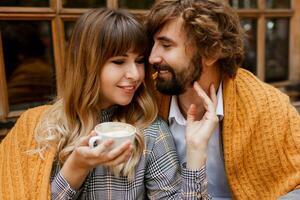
[149,47,162,65]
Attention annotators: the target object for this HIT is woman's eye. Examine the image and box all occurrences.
[112,60,124,65]
[136,58,145,64]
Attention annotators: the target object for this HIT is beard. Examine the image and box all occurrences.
[154,53,202,95]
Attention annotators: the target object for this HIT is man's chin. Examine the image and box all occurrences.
[156,82,185,95]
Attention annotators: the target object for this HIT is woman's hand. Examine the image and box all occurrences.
[186,82,218,169]
[60,131,133,189]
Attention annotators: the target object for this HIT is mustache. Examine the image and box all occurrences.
[152,64,173,72]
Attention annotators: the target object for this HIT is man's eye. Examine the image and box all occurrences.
[112,60,124,65]
[162,44,171,48]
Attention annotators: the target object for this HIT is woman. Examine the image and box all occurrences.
[0,8,217,200]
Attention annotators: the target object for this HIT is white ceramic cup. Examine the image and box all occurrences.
[88,122,136,149]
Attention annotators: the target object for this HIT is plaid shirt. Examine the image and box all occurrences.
[51,108,210,200]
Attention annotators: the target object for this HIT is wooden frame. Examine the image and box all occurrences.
[0,34,9,120]
[235,0,297,83]
[0,0,299,124]
[290,0,300,82]
[236,0,300,108]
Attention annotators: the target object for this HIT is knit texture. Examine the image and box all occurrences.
[0,105,54,200]
[156,68,300,199]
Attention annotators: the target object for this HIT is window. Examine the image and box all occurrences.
[0,0,300,139]
[0,0,154,139]
[229,0,300,105]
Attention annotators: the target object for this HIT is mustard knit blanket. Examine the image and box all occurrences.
[0,106,54,200]
[156,68,300,199]
[222,69,300,199]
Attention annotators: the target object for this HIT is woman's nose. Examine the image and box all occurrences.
[125,63,141,80]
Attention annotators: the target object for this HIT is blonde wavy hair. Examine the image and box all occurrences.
[34,8,157,181]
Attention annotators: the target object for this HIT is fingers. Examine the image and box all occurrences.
[76,131,97,147]
[187,104,197,123]
[193,82,210,109]
[103,140,131,160]
[209,84,217,108]
[90,140,132,166]
[92,139,114,155]
[105,144,133,166]
[193,82,216,114]
[72,133,133,170]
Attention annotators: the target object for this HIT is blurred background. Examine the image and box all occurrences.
[0,0,300,140]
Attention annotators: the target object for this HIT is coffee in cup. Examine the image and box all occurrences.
[88,122,136,149]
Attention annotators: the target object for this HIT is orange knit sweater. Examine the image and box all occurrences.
[157,69,300,199]
[0,106,54,200]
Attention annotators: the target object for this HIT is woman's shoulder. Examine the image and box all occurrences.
[23,104,51,113]
[142,117,177,159]
[12,105,52,132]
[142,117,171,139]
[1,105,52,149]
[19,105,52,122]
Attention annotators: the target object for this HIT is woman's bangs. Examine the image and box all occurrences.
[109,17,148,57]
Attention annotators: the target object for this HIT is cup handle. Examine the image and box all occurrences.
[89,135,102,148]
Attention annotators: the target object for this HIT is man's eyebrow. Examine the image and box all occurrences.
[156,36,174,43]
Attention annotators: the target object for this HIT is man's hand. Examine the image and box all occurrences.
[186,82,218,169]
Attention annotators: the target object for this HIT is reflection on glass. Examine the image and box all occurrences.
[0,119,15,139]
[265,18,289,82]
[0,0,49,7]
[278,82,300,102]
[229,0,257,9]
[62,0,105,8]
[64,21,76,42]
[266,0,290,9]
[241,18,257,75]
[119,0,154,9]
[1,21,56,111]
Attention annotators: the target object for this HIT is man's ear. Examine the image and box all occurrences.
[202,57,218,67]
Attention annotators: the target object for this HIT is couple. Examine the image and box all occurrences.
[1,0,300,199]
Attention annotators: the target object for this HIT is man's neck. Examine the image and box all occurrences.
[177,64,222,120]
[177,88,206,120]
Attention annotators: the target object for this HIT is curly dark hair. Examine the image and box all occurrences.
[146,0,245,77]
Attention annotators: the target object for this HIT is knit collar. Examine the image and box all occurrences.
[100,105,118,122]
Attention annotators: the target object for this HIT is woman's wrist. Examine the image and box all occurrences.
[60,152,90,190]
[186,148,207,170]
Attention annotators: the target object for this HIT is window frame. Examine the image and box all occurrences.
[228,0,300,108]
[0,0,299,122]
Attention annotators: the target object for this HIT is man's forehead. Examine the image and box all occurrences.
[154,18,188,43]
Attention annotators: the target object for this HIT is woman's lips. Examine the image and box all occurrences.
[117,85,136,93]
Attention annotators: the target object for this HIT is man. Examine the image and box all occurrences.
[147,0,300,199]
